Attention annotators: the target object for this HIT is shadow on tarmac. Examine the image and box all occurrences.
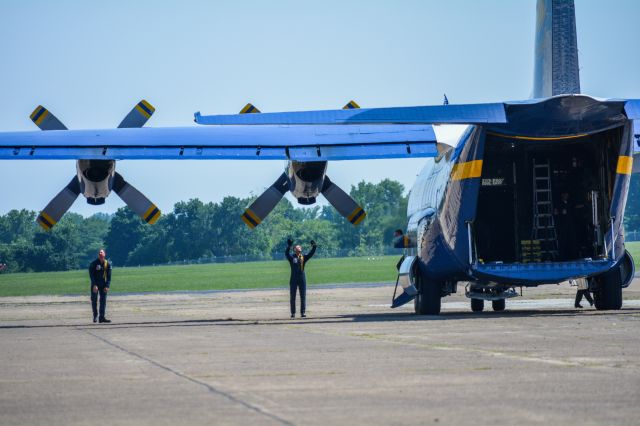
[1,307,639,330]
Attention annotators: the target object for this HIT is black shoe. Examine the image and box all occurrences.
[574,303,583,309]
[93,315,98,323]
[290,314,295,319]
[99,318,111,323]
[301,314,306,318]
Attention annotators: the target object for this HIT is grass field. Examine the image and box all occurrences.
[0,256,399,297]
[628,241,639,269]
[0,242,638,297]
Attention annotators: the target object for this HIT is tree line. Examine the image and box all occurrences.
[1,175,638,274]
[0,179,408,273]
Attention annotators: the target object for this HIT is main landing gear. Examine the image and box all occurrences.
[414,272,441,315]
[590,251,634,311]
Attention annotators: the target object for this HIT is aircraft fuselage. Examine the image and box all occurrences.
[406,95,635,313]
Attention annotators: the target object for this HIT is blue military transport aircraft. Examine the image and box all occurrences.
[0,0,637,314]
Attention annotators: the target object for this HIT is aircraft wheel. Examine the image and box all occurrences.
[471,298,484,312]
[594,279,622,311]
[593,268,623,310]
[492,299,506,312]
[414,272,441,315]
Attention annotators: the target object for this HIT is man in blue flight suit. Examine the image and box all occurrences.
[285,238,316,318]
[89,249,112,323]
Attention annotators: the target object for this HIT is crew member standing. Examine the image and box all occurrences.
[89,249,112,323]
[285,239,316,318]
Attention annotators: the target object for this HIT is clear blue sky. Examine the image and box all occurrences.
[1,0,638,216]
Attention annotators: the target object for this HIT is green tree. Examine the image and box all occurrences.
[25,215,84,271]
[104,208,146,266]
[331,179,408,254]
[0,209,37,244]
[164,199,215,261]
[127,216,171,265]
[210,196,271,258]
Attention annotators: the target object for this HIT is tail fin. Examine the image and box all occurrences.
[532,0,580,98]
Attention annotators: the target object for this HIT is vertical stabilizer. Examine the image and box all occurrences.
[533,0,580,98]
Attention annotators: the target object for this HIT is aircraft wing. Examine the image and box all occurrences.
[195,102,507,125]
[3,98,638,161]
[0,124,437,161]
[196,98,640,126]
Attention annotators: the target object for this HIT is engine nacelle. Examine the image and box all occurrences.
[288,161,327,204]
[76,160,116,204]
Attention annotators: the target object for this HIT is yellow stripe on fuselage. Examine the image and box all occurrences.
[616,156,633,175]
[451,160,483,181]
[486,131,588,141]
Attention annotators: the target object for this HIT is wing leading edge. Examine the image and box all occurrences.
[0,124,437,161]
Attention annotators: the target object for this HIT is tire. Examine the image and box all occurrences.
[593,269,623,311]
[594,285,622,311]
[471,298,484,312]
[492,299,506,312]
[414,271,441,315]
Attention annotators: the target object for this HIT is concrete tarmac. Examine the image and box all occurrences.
[1,279,639,426]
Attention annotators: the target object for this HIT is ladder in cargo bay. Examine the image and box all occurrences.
[530,160,559,261]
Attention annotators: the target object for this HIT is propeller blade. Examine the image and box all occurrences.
[112,172,161,224]
[36,176,81,230]
[342,100,360,110]
[117,100,156,128]
[321,176,366,225]
[30,105,67,131]
[239,103,260,114]
[241,173,289,229]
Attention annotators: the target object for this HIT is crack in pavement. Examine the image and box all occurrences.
[81,328,294,426]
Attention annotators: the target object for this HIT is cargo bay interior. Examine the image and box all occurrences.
[474,127,622,264]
